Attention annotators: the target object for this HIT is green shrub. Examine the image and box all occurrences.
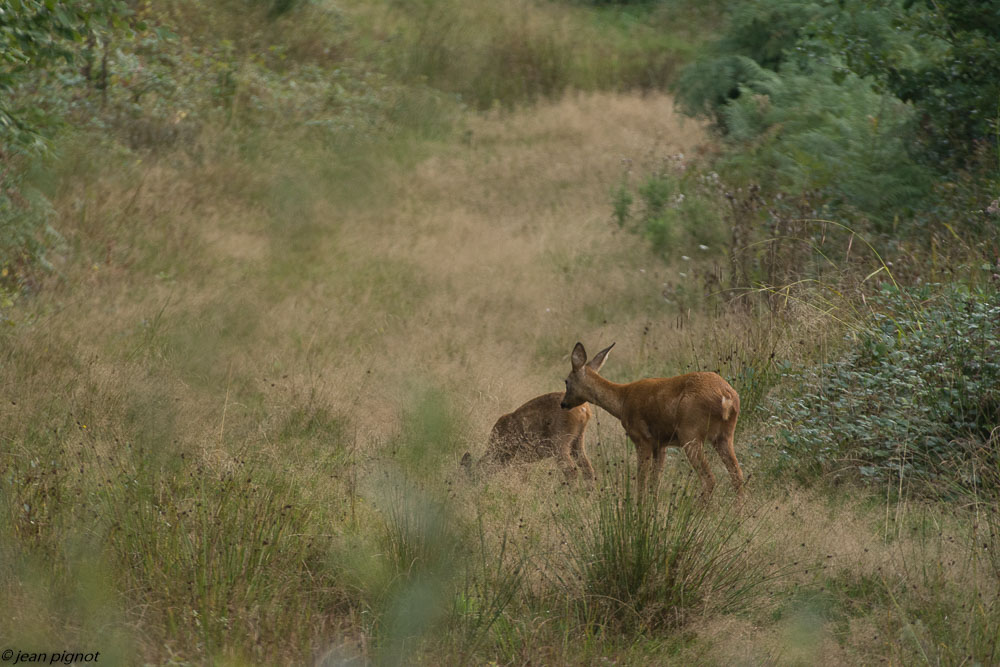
[674,0,918,131]
[881,0,1000,166]
[616,154,729,260]
[673,0,997,238]
[774,282,1000,488]
[720,61,932,229]
[611,178,633,228]
[673,0,825,126]
[1,0,132,281]
[674,54,780,128]
[0,163,60,278]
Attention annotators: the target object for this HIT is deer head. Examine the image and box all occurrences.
[561,341,614,409]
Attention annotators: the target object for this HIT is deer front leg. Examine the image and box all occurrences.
[650,445,668,497]
[631,435,655,498]
[570,434,595,482]
[553,435,579,483]
[628,421,662,498]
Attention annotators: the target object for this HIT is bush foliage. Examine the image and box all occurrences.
[774,282,1000,488]
[1,0,134,277]
[673,0,999,236]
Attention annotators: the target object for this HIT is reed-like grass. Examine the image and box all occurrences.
[556,448,779,633]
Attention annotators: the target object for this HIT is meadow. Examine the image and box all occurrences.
[1,0,998,664]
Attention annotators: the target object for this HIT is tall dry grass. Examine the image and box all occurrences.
[1,91,719,663]
[3,79,994,663]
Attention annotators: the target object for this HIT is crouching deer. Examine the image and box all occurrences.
[461,392,594,482]
[561,342,744,500]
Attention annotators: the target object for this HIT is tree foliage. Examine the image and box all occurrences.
[889,0,1000,164]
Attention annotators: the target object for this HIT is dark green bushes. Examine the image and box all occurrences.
[676,0,1000,161]
[885,0,1000,166]
[774,282,1000,488]
[673,0,999,235]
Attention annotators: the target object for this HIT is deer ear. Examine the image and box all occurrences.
[588,342,615,372]
[571,342,587,371]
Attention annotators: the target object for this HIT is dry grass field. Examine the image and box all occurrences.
[2,8,997,658]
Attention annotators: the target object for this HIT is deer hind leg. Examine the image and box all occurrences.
[712,421,745,499]
[679,426,716,501]
[571,434,596,482]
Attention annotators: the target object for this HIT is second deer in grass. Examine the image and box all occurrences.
[561,342,745,500]
[461,392,594,482]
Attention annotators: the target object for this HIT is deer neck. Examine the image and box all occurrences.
[584,370,626,421]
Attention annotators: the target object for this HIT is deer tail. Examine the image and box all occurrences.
[720,396,735,422]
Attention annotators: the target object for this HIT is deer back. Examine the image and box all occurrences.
[489,392,590,459]
[620,372,739,443]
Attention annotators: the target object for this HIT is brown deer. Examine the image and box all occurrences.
[461,392,594,482]
[561,342,744,500]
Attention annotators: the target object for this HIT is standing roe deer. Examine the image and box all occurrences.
[561,342,744,500]
[461,392,594,482]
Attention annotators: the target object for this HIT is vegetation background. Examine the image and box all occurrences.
[1,0,998,664]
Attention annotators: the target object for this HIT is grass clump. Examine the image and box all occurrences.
[0,426,347,663]
[559,453,773,632]
[350,474,527,665]
[99,457,334,659]
[367,480,462,663]
[452,519,525,664]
